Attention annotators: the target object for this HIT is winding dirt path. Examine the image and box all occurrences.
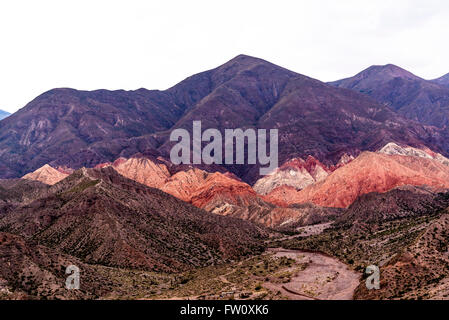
[264,248,360,300]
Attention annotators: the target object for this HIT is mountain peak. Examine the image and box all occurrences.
[330,64,421,85]
[22,164,69,185]
[219,54,275,71]
[362,64,421,80]
[218,54,297,76]
[229,53,264,62]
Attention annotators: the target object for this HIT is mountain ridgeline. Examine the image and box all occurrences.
[0,167,267,272]
[3,56,449,300]
[2,55,449,184]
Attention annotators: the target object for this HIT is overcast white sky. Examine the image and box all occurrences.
[1,0,449,113]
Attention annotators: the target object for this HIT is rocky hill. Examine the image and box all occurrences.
[0,167,267,272]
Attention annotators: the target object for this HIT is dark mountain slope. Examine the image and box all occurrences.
[0,179,49,216]
[337,186,449,227]
[167,55,297,130]
[355,212,449,300]
[254,76,433,179]
[0,88,186,177]
[160,56,449,182]
[0,167,266,272]
[330,64,449,128]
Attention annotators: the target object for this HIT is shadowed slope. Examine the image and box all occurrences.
[0,167,267,272]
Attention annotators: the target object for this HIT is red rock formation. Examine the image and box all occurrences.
[161,168,211,202]
[16,153,344,229]
[262,185,298,208]
[265,152,449,208]
[188,172,259,209]
[96,156,250,207]
[87,155,333,229]
[98,156,259,216]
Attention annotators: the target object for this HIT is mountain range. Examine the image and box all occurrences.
[3,55,449,300]
[6,55,449,226]
[2,55,449,184]
[18,142,449,230]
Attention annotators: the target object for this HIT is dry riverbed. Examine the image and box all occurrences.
[143,245,361,300]
[264,248,360,300]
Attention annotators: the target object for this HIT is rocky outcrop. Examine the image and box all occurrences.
[337,185,449,227]
[22,164,69,185]
[355,213,449,300]
[252,154,355,195]
[0,179,49,216]
[378,142,449,166]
